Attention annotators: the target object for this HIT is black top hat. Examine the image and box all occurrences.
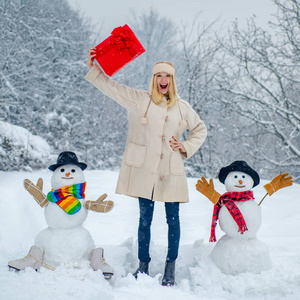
[218,160,260,187]
[48,151,87,172]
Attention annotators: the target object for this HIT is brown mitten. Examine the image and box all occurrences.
[196,177,221,204]
[264,173,293,196]
[24,178,49,207]
[85,193,114,213]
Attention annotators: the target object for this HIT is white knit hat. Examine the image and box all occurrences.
[152,61,176,76]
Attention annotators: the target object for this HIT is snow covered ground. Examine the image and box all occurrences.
[0,169,299,300]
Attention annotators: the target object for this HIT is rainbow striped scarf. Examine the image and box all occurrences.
[47,182,86,215]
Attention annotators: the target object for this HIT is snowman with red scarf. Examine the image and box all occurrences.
[8,152,114,279]
[196,160,293,275]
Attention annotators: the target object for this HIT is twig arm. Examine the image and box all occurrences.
[258,193,268,206]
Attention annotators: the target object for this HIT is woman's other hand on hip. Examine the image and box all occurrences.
[169,136,186,154]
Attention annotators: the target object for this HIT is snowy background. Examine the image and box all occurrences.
[2,0,299,181]
[0,169,299,300]
[1,0,300,299]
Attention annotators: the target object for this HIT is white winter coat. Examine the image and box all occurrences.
[85,65,207,203]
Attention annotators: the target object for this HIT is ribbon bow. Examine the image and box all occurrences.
[110,26,133,51]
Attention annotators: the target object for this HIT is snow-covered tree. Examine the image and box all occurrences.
[215,0,300,181]
[177,17,223,176]
[0,0,94,169]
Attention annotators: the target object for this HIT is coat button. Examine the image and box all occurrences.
[160,153,164,159]
[165,116,169,122]
[162,135,165,142]
[160,176,164,181]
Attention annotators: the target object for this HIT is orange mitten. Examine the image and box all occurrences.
[196,177,221,204]
[264,173,293,196]
[85,193,114,213]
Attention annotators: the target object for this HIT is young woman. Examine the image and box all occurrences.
[86,49,207,286]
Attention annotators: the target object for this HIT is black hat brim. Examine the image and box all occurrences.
[48,162,87,172]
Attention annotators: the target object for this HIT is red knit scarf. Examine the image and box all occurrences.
[209,191,254,242]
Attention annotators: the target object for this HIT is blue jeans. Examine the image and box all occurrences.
[138,197,180,263]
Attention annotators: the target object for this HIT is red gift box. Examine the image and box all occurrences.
[94,24,146,76]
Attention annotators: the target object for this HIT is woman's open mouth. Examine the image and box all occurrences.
[160,84,168,89]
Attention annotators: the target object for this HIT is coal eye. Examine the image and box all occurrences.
[242,175,245,178]
[71,169,76,173]
[60,168,65,172]
[234,175,238,178]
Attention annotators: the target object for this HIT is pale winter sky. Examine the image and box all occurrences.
[67,0,277,38]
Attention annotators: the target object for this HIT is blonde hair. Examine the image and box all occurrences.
[149,61,178,107]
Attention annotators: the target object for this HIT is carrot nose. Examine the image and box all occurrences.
[66,172,71,177]
[239,180,243,184]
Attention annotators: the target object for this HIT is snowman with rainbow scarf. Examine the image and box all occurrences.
[196,160,293,275]
[8,151,114,279]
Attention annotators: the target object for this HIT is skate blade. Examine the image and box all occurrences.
[8,266,20,271]
[8,266,39,272]
[103,273,113,280]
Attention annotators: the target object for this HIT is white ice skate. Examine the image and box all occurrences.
[90,247,114,279]
[8,246,44,271]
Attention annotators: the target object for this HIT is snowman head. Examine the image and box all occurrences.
[48,152,87,190]
[219,161,260,191]
[51,164,85,190]
[224,171,254,192]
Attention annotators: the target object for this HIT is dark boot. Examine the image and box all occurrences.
[132,261,149,279]
[161,261,176,286]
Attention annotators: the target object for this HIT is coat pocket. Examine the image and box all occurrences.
[124,143,147,167]
[169,152,184,175]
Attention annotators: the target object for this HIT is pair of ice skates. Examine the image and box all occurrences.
[8,246,114,279]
